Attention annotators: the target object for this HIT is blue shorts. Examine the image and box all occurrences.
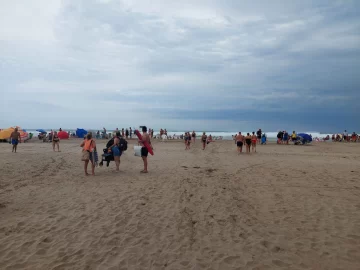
[112,146,122,157]
[12,139,18,145]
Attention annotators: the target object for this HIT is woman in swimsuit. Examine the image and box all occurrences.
[251,132,257,153]
[201,132,207,150]
[191,131,196,143]
[52,131,60,152]
[245,133,252,153]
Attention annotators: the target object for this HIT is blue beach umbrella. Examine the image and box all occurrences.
[297,133,312,144]
[36,129,47,134]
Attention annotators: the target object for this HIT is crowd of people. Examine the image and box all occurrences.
[9,126,359,176]
[331,130,359,142]
[81,126,152,176]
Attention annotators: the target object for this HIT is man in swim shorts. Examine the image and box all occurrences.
[139,126,152,173]
[235,132,244,154]
[10,128,21,153]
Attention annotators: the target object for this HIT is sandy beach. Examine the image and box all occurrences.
[0,139,359,270]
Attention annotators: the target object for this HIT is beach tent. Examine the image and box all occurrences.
[76,128,87,138]
[0,126,29,141]
[58,131,69,139]
[0,127,14,140]
[36,129,47,134]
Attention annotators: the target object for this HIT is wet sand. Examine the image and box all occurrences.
[0,139,360,270]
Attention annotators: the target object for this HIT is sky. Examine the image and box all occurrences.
[0,0,359,132]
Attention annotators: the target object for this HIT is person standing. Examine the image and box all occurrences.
[52,131,60,152]
[256,129,262,144]
[125,128,129,139]
[245,133,252,153]
[235,132,244,154]
[129,127,132,139]
[10,128,21,153]
[138,126,152,173]
[201,132,207,150]
[251,132,257,153]
[283,131,289,145]
[80,133,96,176]
[191,131,196,143]
[107,131,122,172]
[185,132,191,150]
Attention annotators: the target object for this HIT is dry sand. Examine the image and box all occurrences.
[0,139,360,270]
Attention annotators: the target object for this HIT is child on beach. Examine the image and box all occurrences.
[251,132,257,153]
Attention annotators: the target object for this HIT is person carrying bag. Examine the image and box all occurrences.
[80,133,97,176]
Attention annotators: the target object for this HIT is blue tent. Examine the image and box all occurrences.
[36,129,47,134]
[76,128,88,138]
[297,133,312,144]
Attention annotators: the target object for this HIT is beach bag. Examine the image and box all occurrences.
[81,150,90,161]
[119,138,128,151]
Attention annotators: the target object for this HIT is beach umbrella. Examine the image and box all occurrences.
[297,133,312,144]
[36,129,47,134]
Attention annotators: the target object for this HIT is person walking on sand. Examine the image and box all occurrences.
[107,131,122,172]
[192,131,196,143]
[80,133,96,176]
[184,132,189,150]
[245,133,252,154]
[251,132,257,153]
[52,131,60,152]
[256,129,262,144]
[138,126,152,173]
[10,128,21,153]
[236,132,244,154]
[201,132,207,150]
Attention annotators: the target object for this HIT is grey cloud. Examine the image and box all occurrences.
[0,0,359,131]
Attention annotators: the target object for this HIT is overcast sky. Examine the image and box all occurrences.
[1,0,359,132]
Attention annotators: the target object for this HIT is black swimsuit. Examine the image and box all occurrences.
[245,138,251,145]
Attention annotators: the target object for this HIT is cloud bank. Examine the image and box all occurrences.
[1,0,359,132]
